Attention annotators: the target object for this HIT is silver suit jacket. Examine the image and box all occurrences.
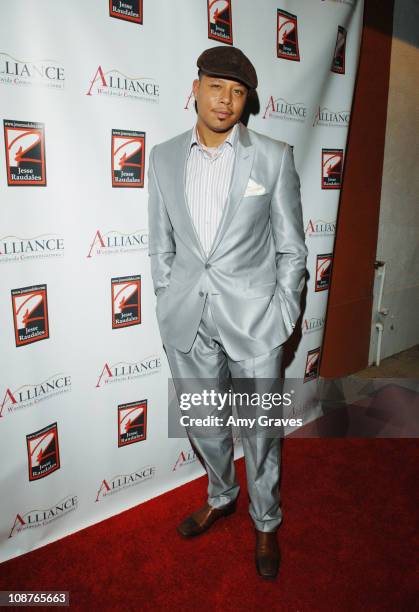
[147,122,308,361]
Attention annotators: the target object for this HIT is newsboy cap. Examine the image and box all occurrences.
[197,46,258,90]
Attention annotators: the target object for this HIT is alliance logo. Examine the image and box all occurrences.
[112,275,141,329]
[331,25,347,74]
[0,233,64,264]
[304,347,321,383]
[112,129,145,187]
[305,219,336,238]
[263,96,307,122]
[11,284,50,347]
[0,373,72,418]
[118,400,147,447]
[86,229,148,258]
[277,9,300,61]
[313,106,350,128]
[86,65,159,103]
[184,90,195,111]
[95,465,156,501]
[172,448,198,471]
[26,422,60,481]
[8,495,78,538]
[208,0,233,45]
[95,355,161,387]
[109,0,143,24]
[321,148,343,189]
[303,316,325,335]
[0,52,65,90]
[4,120,46,186]
[315,253,333,292]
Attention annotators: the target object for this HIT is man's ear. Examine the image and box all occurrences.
[192,78,200,98]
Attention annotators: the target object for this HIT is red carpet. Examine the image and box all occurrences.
[1,439,417,610]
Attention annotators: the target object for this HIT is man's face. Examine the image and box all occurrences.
[192,74,248,133]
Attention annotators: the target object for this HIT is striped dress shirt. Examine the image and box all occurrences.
[185,123,238,256]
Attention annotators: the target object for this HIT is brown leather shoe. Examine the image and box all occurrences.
[177,500,237,538]
[255,529,280,579]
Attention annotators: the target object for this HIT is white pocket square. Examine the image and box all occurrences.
[244,178,267,197]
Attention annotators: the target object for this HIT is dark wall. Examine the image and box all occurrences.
[320,0,395,377]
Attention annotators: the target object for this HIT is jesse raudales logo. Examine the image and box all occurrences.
[303,315,325,335]
[315,253,333,291]
[4,120,46,186]
[305,218,336,238]
[112,129,145,187]
[331,25,347,74]
[109,0,143,24]
[0,233,64,264]
[95,465,155,501]
[322,148,343,189]
[313,106,350,128]
[86,65,159,103]
[8,495,78,539]
[263,96,307,122]
[26,422,60,481]
[304,348,321,383]
[118,400,147,447]
[86,229,148,258]
[0,373,72,418]
[112,275,141,329]
[172,447,197,471]
[0,52,65,89]
[95,354,161,388]
[11,284,50,347]
[207,0,233,44]
[277,9,300,61]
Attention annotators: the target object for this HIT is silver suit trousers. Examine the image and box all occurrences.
[164,294,284,532]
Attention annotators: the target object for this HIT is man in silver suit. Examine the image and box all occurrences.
[147,46,308,579]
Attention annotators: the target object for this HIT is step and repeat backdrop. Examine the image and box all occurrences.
[0,0,364,562]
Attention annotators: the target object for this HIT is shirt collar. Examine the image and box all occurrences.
[189,122,238,158]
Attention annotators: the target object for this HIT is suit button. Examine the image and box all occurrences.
[205,263,211,269]
[199,291,204,297]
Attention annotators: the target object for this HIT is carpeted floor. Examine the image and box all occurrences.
[0,438,417,611]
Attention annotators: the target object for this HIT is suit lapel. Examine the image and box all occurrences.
[174,128,207,260]
[207,123,255,259]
